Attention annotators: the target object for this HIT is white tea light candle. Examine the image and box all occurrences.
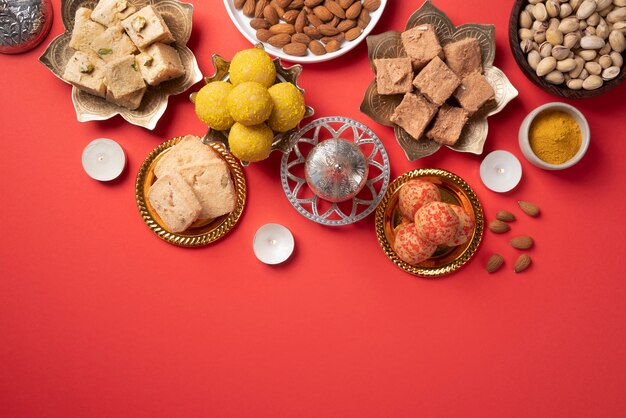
[253,224,295,265]
[480,150,522,193]
[81,138,126,181]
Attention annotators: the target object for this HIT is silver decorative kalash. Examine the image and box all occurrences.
[0,0,52,54]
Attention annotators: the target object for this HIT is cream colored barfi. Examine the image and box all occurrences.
[412,56,460,106]
[401,24,443,70]
[91,0,136,27]
[390,93,438,141]
[374,57,413,95]
[69,8,106,53]
[89,24,137,62]
[103,55,146,109]
[121,6,175,49]
[63,51,107,98]
[136,43,185,86]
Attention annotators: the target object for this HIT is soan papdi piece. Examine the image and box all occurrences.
[374,57,413,95]
[401,24,443,70]
[121,5,175,49]
[154,135,222,178]
[69,8,106,53]
[103,55,146,109]
[426,104,470,146]
[63,51,107,98]
[91,0,136,27]
[443,37,483,78]
[454,71,495,115]
[136,43,185,86]
[148,172,202,233]
[89,24,137,62]
[390,93,438,140]
[412,56,460,106]
[178,161,236,220]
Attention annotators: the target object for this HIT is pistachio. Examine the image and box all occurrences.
[557,57,577,71]
[602,65,621,80]
[545,69,566,83]
[580,34,606,48]
[570,0,582,11]
[563,31,581,48]
[582,73,604,89]
[548,17,561,31]
[599,42,612,55]
[579,20,589,30]
[599,5,612,17]
[569,56,586,77]
[142,55,153,66]
[609,30,626,52]
[596,0,613,11]
[560,3,573,18]
[613,21,626,34]
[559,16,580,33]
[79,63,94,73]
[615,0,626,7]
[607,7,626,23]
[579,68,590,79]
[576,0,597,19]
[585,61,603,74]
[610,50,624,67]
[520,39,534,53]
[534,30,547,43]
[587,12,601,26]
[97,48,112,55]
[533,20,549,31]
[584,26,597,37]
[520,10,533,29]
[578,48,598,60]
[599,54,613,68]
[567,78,584,89]
[552,45,571,59]
[547,28,564,44]
[537,56,558,75]
[528,50,542,70]
[132,15,146,32]
[540,41,554,57]
[533,3,549,21]
[596,18,610,38]
[519,28,534,40]
[547,0,561,17]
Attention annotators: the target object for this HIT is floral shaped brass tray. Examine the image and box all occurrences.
[39,0,202,130]
[136,137,246,247]
[360,0,518,161]
[375,168,484,277]
[190,46,315,163]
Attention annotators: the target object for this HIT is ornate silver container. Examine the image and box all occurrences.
[305,139,369,203]
[0,0,53,54]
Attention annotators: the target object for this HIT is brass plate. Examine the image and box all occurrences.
[375,168,484,277]
[136,137,247,247]
[360,0,518,161]
[39,0,202,130]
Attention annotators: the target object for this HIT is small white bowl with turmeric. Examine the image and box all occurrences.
[519,102,590,170]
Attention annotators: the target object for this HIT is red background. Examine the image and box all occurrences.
[2,1,626,417]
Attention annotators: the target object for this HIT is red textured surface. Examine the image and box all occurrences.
[2,1,626,417]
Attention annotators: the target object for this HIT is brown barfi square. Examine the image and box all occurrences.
[374,58,413,95]
[412,56,460,106]
[454,71,495,114]
[443,37,483,78]
[401,24,443,70]
[426,105,470,146]
[390,93,438,140]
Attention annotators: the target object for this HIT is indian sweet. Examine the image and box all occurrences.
[103,55,147,110]
[415,201,460,246]
[412,56,460,106]
[267,82,306,133]
[229,48,277,88]
[401,23,443,70]
[446,205,475,246]
[393,223,437,265]
[374,58,414,95]
[228,122,274,163]
[136,42,185,86]
[194,81,235,131]
[443,37,483,78]
[426,104,470,146]
[397,179,441,220]
[227,81,274,126]
[390,93,438,141]
[63,51,107,98]
[453,71,495,115]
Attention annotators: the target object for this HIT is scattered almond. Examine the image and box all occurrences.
[496,210,516,222]
[486,254,505,273]
[309,39,327,55]
[514,254,532,273]
[510,235,534,250]
[488,219,511,234]
[518,200,540,217]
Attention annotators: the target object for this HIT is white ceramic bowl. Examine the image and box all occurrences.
[518,102,590,170]
[223,0,387,64]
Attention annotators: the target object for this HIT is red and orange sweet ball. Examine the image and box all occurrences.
[446,205,474,246]
[398,179,441,220]
[393,223,437,265]
[415,201,460,246]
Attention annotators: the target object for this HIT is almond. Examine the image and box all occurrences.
[255,0,269,18]
[363,0,381,12]
[264,4,280,25]
[345,26,362,40]
[518,200,540,217]
[304,26,322,38]
[283,9,300,24]
[305,0,323,6]
[514,254,532,273]
[243,0,256,17]
[325,0,346,18]
[319,23,340,36]
[270,23,296,34]
[338,0,353,8]
[292,33,311,44]
[268,33,292,47]
[271,0,286,17]
[295,10,307,32]
[313,5,334,21]
[283,42,308,56]
[345,1,362,19]
[307,13,324,27]
[321,32,344,43]
[358,8,371,28]
[256,28,273,42]
[290,0,305,8]
[510,236,534,250]
[336,18,356,32]
[486,254,504,273]
[488,219,511,234]
[309,39,327,55]
[234,0,246,9]
[250,18,271,30]
[496,210,516,222]
[275,0,292,7]
[325,39,341,52]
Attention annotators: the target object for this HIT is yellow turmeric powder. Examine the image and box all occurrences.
[529,110,582,165]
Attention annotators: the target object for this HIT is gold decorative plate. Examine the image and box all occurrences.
[360,0,519,161]
[136,137,247,247]
[375,168,484,277]
[39,0,202,130]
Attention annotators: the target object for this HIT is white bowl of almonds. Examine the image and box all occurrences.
[224,0,387,63]
[509,0,626,98]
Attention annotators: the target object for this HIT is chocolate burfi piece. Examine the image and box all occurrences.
[401,24,443,70]
[390,93,438,140]
[443,37,483,78]
[454,71,495,114]
[374,58,413,95]
[412,56,460,106]
[426,105,470,146]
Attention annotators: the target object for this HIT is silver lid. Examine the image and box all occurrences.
[0,0,53,54]
[304,138,369,203]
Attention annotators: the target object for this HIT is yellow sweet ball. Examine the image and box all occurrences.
[229,48,276,88]
[267,82,306,133]
[194,81,234,131]
[227,81,274,126]
[228,122,274,162]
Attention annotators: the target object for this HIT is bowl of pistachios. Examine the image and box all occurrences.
[509,0,626,98]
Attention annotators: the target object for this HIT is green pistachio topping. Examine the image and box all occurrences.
[97,48,112,55]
